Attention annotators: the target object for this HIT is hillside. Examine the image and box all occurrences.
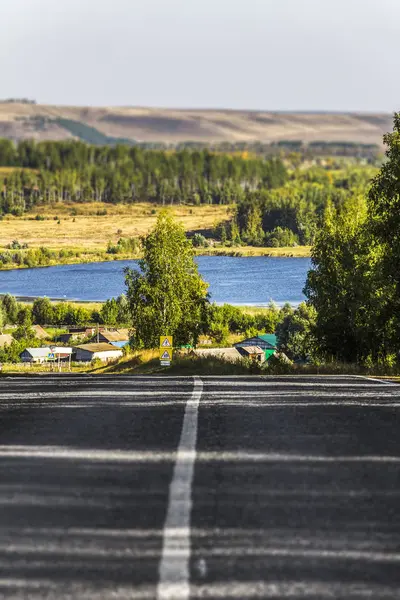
[0,103,392,145]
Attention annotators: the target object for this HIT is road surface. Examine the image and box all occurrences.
[0,375,399,599]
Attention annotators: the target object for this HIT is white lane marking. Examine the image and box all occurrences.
[157,376,203,600]
[352,375,398,386]
[0,391,193,400]
[0,446,400,464]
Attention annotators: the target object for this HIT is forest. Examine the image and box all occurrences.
[0,137,380,251]
[0,139,287,212]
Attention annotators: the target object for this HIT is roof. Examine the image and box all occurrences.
[99,330,130,342]
[240,346,264,355]
[22,347,50,357]
[22,346,73,357]
[0,334,14,347]
[50,347,73,355]
[257,334,278,347]
[111,340,130,348]
[32,325,48,339]
[63,331,87,338]
[194,348,242,362]
[75,343,123,353]
[235,334,277,350]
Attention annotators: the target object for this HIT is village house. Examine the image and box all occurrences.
[74,343,123,363]
[234,334,277,361]
[58,327,121,344]
[93,329,130,348]
[236,345,265,362]
[57,328,96,344]
[20,347,73,364]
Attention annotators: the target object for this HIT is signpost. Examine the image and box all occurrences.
[160,336,173,366]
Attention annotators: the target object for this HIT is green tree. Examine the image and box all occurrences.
[116,294,130,324]
[125,212,209,348]
[14,306,35,340]
[0,305,5,333]
[368,113,400,349]
[304,197,377,362]
[265,227,299,248]
[276,302,317,361]
[100,298,119,326]
[1,294,18,324]
[32,297,54,324]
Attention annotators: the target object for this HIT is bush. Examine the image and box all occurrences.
[6,240,28,250]
[90,358,103,369]
[265,227,299,248]
[192,233,209,248]
[107,237,140,255]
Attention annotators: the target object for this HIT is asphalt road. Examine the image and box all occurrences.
[0,375,399,599]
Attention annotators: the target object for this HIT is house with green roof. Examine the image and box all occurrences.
[234,334,277,361]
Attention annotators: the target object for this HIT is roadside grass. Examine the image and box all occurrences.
[100,352,252,376]
[1,352,398,379]
[93,353,400,378]
[0,362,93,375]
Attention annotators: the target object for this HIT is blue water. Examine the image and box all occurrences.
[0,256,311,306]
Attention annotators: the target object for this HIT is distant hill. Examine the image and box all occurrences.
[0,103,393,146]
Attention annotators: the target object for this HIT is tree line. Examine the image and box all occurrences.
[0,139,287,215]
[300,114,400,367]
[215,165,377,247]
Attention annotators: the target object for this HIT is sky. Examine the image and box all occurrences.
[1,0,399,111]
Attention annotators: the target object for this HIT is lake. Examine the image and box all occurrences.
[0,256,312,306]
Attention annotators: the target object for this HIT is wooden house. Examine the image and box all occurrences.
[20,347,73,363]
[74,343,123,363]
[234,334,277,361]
[94,329,130,348]
[236,345,265,362]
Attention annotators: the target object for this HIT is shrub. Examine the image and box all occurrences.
[90,358,103,369]
[192,233,209,248]
[265,227,299,248]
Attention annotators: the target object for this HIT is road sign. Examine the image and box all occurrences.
[160,349,172,361]
[48,353,55,360]
[160,336,173,349]
[160,337,173,366]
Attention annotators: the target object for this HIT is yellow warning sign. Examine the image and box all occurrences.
[160,348,172,361]
[160,336,173,349]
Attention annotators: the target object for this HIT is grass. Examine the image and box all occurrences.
[0,362,93,374]
[0,347,396,378]
[99,355,399,378]
[0,203,232,251]
[0,203,311,264]
[200,245,311,258]
[97,352,252,376]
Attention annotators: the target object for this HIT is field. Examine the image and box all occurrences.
[0,203,311,259]
[1,203,232,251]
